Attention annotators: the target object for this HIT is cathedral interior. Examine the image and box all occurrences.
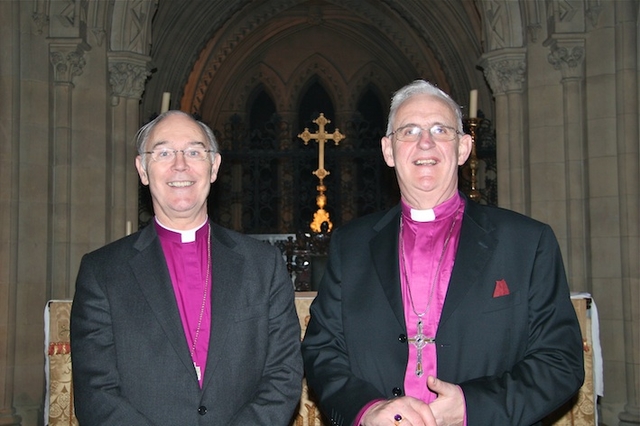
[1,1,638,425]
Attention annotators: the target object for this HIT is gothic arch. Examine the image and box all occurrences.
[477,0,525,52]
[210,63,287,128]
[286,54,348,118]
[152,1,485,121]
[346,63,397,115]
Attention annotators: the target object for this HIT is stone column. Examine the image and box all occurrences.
[0,1,23,425]
[48,43,87,298]
[546,38,591,294]
[478,49,528,213]
[614,1,640,424]
[107,55,151,240]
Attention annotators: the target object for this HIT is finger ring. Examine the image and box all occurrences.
[394,414,403,424]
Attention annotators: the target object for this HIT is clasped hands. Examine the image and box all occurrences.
[360,376,465,426]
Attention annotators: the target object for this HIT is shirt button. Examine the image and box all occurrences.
[198,406,207,415]
[398,334,407,343]
[392,387,403,397]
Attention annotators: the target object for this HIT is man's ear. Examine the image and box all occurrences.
[381,136,395,167]
[135,156,149,185]
[457,134,473,166]
[209,153,222,184]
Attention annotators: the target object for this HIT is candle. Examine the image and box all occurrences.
[469,89,478,119]
[126,220,132,236]
[161,92,171,113]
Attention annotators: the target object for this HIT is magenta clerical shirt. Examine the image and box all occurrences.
[155,217,211,388]
[400,193,464,403]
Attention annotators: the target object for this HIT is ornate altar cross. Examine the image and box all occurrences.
[298,113,345,233]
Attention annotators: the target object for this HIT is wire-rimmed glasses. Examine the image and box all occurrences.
[143,147,214,162]
[388,124,462,142]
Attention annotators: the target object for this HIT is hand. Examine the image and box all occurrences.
[427,376,465,426]
[361,396,437,426]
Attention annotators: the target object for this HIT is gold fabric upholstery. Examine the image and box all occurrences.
[293,293,326,426]
[45,295,594,426]
[45,300,78,426]
[543,297,597,425]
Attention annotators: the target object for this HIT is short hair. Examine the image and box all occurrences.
[135,110,219,169]
[386,79,464,136]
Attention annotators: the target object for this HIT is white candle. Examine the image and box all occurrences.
[469,89,478,119]
[161,92,171,113]
[126,220,132,236]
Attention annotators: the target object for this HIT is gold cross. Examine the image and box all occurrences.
[298,113,345,181]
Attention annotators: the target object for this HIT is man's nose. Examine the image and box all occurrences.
[416,130,436,148]
[171,151,189,168]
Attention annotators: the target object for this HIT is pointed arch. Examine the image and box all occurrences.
[286,53,348,118]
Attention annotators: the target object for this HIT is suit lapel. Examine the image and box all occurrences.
[201,223,244,390]
[439,200,496,326]
[370,207,405,328]
[129,225,196,377]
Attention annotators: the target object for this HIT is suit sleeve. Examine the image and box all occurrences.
[70,254,156,426]
[228,244,304,426]
[459,225,585,425]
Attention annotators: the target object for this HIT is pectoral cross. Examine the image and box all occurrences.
[298,113,345,182]
[194,362,202,381]
[408,319,435,377]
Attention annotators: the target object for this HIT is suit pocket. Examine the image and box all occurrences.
[483,291,521,313]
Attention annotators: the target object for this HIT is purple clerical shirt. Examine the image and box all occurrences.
[399,193,464,403]
[156,218,211,388]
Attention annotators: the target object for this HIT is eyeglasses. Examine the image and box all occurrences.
[388,124,462,142]
[143,147,214,162]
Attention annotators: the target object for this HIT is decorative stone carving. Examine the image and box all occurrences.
[547,42,585,80]
[108,60,152,99]
[479,50,526,95]
[49,45,87,84]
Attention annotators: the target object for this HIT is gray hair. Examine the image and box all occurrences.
[135,110,219,169]
[386,80,464,136]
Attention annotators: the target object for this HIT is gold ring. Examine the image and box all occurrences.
[394,414,403,424]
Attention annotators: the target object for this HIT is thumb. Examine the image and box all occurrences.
[426,375,440,392]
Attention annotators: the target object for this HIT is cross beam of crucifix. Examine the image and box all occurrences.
[298,113,345,181]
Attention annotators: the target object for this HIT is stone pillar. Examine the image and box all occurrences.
[0,1,23,425]
[48,43,87,298]
[478,49,528,213]
[546,38,591,294]
[614,1,640,424]
[107,54,151,240]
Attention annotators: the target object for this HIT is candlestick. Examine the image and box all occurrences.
[161,92,171,113]
[469,89,478,119]
[467,118,481,202]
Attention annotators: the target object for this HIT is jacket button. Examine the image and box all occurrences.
[198,406,207,415]
[398,334,407,343]
[392,387,403,397]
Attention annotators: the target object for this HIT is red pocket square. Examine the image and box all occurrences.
[493,279,510,297]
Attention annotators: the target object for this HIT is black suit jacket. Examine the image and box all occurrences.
[301,196,584,425]
[71,220,303,425]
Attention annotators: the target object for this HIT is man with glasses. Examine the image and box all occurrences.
[71,110,302,425]
[302,80,584,425]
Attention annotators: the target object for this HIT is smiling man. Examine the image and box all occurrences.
[70,111,302,425]
[301,80,584,426]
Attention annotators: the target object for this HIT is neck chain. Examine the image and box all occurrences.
[400,206,459,376]
[191,224,211,382]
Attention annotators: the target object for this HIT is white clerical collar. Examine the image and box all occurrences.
[410,208,436,222]
[155,217,208,243]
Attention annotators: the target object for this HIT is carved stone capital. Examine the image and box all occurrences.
[108,53,152,100]
[546,40,585,80]
[49,42,87,84]
[478,49,526,95]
